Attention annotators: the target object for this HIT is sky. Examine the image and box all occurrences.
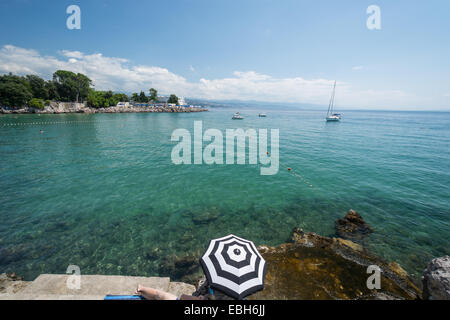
[0,0,449,110]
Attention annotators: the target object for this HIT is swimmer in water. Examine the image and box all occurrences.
[40,130,43,134]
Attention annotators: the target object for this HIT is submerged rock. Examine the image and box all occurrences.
[145,247,161,260]
[422,255,450,300]
[192,211,219,225]
[0,245,27,265]
[159,254,201,284]
[250,229,420,300]
[335,209,373,240]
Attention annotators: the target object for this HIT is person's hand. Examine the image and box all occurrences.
[135,284,143,294]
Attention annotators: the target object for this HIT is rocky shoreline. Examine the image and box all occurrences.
[251,228,421,299]
[164,210,449,300]
[0,102,208,114]
[1,210,448,300]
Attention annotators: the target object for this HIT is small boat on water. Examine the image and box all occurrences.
[326,81,341,122]
[232,112,244,120]
[258,113,267,117]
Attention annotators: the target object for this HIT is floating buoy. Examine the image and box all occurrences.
[288,168,291,171]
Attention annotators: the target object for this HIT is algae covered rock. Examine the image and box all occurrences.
[250,229,420,300]
[335,209,373,240]
[192,210,220,225]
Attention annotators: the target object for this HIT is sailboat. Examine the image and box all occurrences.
[326,81,341,122]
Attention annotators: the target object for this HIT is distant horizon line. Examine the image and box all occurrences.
[186,97,450,112]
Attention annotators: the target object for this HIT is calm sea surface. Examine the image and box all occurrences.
[0,106,449,281]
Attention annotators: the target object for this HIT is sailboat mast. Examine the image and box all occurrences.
[327,81,336,115]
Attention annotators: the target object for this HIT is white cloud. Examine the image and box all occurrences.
[352,66,364,71]
[0,45,428,109]
[60,50,84,59]
[189,65,195,72]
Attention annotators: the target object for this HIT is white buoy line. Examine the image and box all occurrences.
[0,120,123,127]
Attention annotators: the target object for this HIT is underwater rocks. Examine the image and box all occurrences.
[335,209,373,240]
[192,211,220,225]
[145,247,162,260]
[159,254,201,284]
[422,255,450,300]
[250,228,420,300]
[0,245,27,265]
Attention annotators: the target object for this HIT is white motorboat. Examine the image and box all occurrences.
[232,112,244,120]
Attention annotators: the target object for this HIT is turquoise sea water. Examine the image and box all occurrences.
[0,107,449,281]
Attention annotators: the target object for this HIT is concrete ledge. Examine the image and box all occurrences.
[0,274,197,300]
[0,293,105,300]
[20,274,171,296]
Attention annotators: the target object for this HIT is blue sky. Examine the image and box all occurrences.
[0,0,449,110]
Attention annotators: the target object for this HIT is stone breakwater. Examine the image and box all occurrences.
[0,102,208,114]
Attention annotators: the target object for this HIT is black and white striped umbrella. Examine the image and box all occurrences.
[200,234,267,299]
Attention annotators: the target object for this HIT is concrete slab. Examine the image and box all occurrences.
[0,293,105,300]
[20,274,171,296]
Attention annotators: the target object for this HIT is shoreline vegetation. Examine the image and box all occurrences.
[0,70,207,114]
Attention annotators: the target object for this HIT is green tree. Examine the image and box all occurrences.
[112,93,129,105]
[149,88,158,102]
[131,93,139,103]
[168,94,179,105]
[87,90,105,108]
[29,98,45,109]
[44,80,59,100]
[138,91,148,103]
[53,70,77,101]
[26,75,48,100]
[52,70,92,102]
[0,73,33,107]
[74,73,92,102]
[86,91,129,108]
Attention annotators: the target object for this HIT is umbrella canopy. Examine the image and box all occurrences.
[200,234,267,299]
